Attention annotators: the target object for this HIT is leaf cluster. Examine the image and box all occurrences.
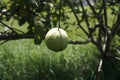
[0,0,69,44]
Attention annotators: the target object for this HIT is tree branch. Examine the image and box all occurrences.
[0,40,8,45]
[106,12,120,54]
[0,33,90,45]
[103,55,120,61]
[0,33,34,40]
[79,0,90,31]
[66,0,89,37]
[0,21,25,34]
[79,0,98,45]
[103,0,108,27]
[93,58,103,80]
[68,39,90,44]
[86,0,97,15]
[111,12,120,37]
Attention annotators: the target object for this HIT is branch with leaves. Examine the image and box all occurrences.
[66,0,120,80]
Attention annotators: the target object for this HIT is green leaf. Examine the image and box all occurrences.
[27,23,34,34]
[34,34,42,44]
[34,20,45,45]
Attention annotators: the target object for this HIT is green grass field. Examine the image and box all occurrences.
[0,39,99,80]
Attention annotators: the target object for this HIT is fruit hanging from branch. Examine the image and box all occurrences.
[45,28,68,52]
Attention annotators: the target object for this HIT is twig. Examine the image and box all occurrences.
[93,58,103,80]
[10,18,15,26]
[86,0,97,15]
[79,0,99,48]
[0,33,33,40]
[0,21,25,34]
[103,55,120,61]
[97,59,103,72]
[115,57,120,60]
[79,0,90,31]
[103,0,108,27]
[0,40,8,45]
[68,40,90,44]
[79,0,96,44]
[96,59,103,80]
[66,0,89,37]
[111,12,120,37]
[58,0,61,29]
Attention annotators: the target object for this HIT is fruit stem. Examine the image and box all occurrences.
[58,0,61,30]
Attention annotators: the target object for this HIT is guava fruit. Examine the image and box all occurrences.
[45,28,68,52]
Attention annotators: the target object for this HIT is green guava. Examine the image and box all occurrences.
[45,28,68,52]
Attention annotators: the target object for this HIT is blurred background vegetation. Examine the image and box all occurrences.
[0,0,120,80]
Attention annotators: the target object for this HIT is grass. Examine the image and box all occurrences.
[0,38,99,80]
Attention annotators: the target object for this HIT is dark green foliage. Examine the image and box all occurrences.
[102,59,120,80]
[18,18,27,26]
[34,19,44,44]
[0,0,70,44]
